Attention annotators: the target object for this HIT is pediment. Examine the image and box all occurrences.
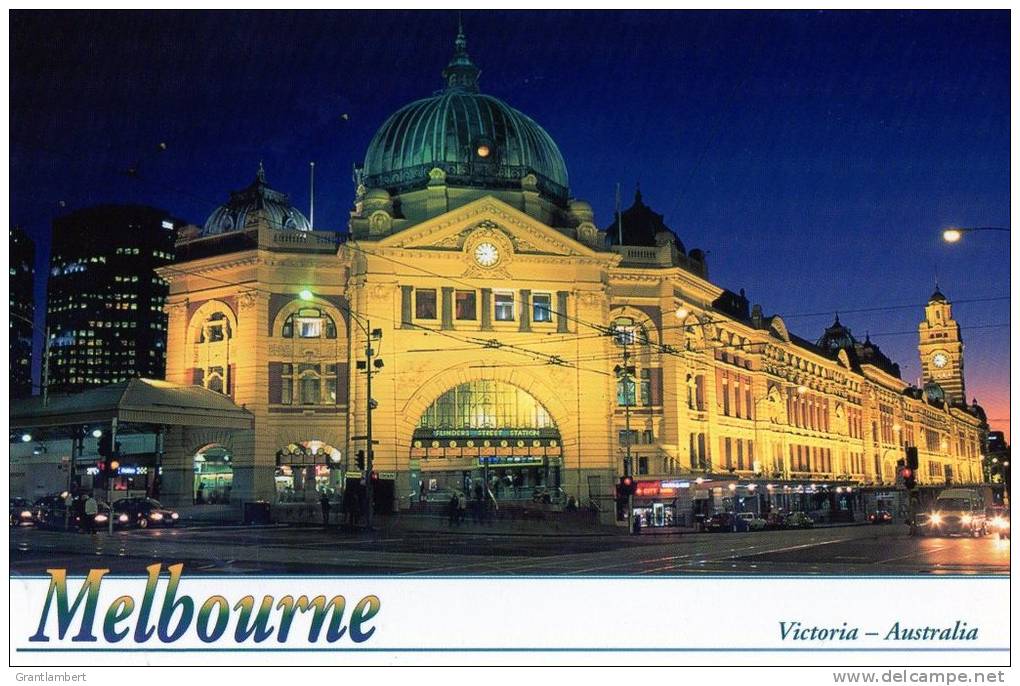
[374,196,609,262]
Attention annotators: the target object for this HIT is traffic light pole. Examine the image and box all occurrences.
[623,343,634,534]
[108,417,117,534]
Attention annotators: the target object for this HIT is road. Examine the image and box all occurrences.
[9,520,1009,576]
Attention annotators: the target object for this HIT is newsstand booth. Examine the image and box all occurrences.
[631,479,692,529]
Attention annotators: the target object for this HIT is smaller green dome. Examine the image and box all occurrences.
[361,26,569,205]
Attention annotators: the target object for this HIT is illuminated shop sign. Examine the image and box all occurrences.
[477,456,546,467]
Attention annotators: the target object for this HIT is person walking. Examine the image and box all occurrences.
[447,493,458,527]
[457,491,467,525]
[320,491,332,527]
[83,494,98,534]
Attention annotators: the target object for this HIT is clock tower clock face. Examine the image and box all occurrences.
[932,352,948,369]
[474,242,500,268]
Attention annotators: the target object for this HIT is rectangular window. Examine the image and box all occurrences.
[618,430,638,446]
[532,293,553,322]
[298,318,322,338]
[326,364,338,403]
[415,289,437,319]
[281,364,294,405]
[494,292,514,321]
[643,429,654,444]
[616,377,636,406]
[638,456,649,475]
[454,290,477,320]
[640,369,651,406]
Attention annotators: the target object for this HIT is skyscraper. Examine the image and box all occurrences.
[9,226,35,398]
[46,205,181,393]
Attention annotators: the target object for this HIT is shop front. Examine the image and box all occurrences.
[631,479,691,529]
[274,441,343,502]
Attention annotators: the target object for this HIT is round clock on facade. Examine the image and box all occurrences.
[932,352,949,369]
[474,242,500,267]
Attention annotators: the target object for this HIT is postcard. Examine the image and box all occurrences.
[7,7,1011,677]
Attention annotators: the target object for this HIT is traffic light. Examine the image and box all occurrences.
[98,433,113,457]
[618,475,636,497]
[905,446,919,470]
[902,467,916,491]
[370,470,379,482]
[356,450,366,471]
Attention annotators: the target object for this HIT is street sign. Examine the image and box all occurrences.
[377,472,396,480]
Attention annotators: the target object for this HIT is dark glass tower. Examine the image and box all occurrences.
[46,205,181,393]
[9,226,35,398]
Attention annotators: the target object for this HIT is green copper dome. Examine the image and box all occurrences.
[362,26,569,205]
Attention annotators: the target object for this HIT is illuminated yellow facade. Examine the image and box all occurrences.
[157,29,986,519]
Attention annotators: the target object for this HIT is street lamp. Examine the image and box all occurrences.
[941,226,1009,243]
[92,429,103,439]
[20,433,32,443]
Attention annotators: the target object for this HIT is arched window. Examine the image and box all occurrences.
[418,380,555,430]
[611,316,648,347]
[281,308,337,339]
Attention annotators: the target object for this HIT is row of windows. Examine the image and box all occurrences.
[790,445,833,474]
[717,370,755,419]
[618,429,655,446]
[787,390,830,432]
[720,436,755,472]
[279,363,340,405]
[413,288,554,323]
[616,369,652,407]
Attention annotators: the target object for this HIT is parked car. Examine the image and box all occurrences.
[707,512,736,532]
[10,497,34,527]
[868,510,893,524]
[765,511,789,530]
[736,512,767,531]
[784,512,814,529]
[112,497,180,529]
[987,506,1010,540]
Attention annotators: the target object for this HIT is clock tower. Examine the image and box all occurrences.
[918,286,965,404]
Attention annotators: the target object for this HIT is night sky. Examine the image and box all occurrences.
[10,10,1010,438]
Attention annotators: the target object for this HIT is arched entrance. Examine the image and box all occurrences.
[410,380,563,505]
[194,444,233,505]
[275,441,343,502]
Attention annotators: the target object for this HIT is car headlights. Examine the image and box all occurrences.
[20,510,32,518]
[961,515,972,525]
[170,512,179,520]
[118,513,129,523]
[150,512,163,521]
[929,513,942,525]
[95,514,108,523]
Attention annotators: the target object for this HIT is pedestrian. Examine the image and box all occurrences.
[448,494,458,527]
[419,481,428,512]
[83,493,98,534]
[320,491,331,527]
[633,512,642,536]
[457,491,467,524]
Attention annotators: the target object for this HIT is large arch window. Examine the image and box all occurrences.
[281,308,337,339]
[417,380,555,430]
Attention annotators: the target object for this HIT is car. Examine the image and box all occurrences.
[707,512,736,532]
[32,493,112,531]
[736,512,767,531]
[765,511,789,530]
[784,512,814,529]
[918,489,988,537]
[10,497,34,527]
[987,506,1010,540]
[868,510,893,524]
[112,497,180,529]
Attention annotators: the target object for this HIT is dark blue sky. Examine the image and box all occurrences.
[10,10,1010,436]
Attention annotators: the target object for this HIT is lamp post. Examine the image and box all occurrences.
[301,289,383,530]
[941,226,1009,243]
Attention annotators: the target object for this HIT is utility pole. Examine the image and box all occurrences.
[364,320,375,529]
[42,326,51,406]
[615,332,635,533]
[108,417,118,534]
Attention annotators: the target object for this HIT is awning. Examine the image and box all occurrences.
[10,378,254,430]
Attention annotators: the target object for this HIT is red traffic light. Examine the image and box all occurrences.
[622,476,633,487]
[901,468,912,479]
[370,470,379,481]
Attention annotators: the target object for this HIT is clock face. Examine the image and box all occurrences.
[932,352,949,369]
[474,242,500,267]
